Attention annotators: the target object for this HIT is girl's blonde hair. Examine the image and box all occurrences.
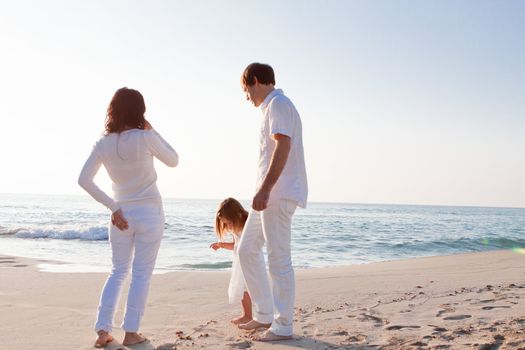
[215,197,248,240]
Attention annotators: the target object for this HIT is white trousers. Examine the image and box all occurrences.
[95,199,164,333]
[238,199,297,336]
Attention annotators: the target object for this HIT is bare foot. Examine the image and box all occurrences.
[238,320,271,330]
[94,330,114,348]
[231,315,253,325]
[122,332,148,346]
[252,330,293,342]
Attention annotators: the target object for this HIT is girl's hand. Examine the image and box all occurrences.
[210,242,222,251]
[111,209,129,231]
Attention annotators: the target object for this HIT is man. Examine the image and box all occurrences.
[237,63,308,341]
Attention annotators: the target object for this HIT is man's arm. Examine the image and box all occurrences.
[252,133,291,211]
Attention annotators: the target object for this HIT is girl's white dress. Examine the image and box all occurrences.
[228,233,247,304]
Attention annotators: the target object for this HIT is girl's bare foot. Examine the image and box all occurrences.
[230,315,253,325]
[122,332,148,346]
[94,330,114,348]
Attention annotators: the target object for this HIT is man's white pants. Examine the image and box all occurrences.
[95,200,164,333]
[238,198,297,336]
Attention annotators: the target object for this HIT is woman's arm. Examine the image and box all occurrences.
[144,128,179,167]
[210,242,235,251]
[78,147,120,213]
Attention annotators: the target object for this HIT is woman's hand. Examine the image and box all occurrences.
[111,209,129,231]
[144,120,153,130]
[210,242,222,251]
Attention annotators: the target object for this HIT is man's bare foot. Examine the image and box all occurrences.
[94,330,114,348]
[252,330,293,342]
[122,332,148,346]
[231,315,253,325]
[238,320,271,330]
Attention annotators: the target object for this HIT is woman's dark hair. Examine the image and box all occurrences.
[242,63,275,87]
[105,87,147,134]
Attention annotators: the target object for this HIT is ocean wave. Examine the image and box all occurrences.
[387,236,525,252]
[0,226,24,236]
[13,226,108,241]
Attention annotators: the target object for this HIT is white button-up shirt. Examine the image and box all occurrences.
[257,89,308,208]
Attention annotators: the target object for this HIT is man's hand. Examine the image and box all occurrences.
[252,189,270,211]
[111,209,129,231]
[210,242,222,250]
[252,134,291,212]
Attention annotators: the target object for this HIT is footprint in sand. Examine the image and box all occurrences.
[477,334,505,350]
[428,325,448,333]
[385,325,421,331]
[342,334,367,344]
[301,324,313,336]
[443,315,472,320]
[331,330,349,336]
[227,340,252,349]
[357,313,390,327]
[436,304,456,317]
[469,298,496,305]
[481,306,511,310]
[358,313,386,326]
[411,341,428,347]
[453,327,473,335]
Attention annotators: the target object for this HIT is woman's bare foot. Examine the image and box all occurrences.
[238,320,271,330]
[230,315,253,325]
[122,332,148,346]
[94,330,114,348]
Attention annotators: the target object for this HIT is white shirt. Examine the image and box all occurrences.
[78,129,178,212]
[258,89,308,208]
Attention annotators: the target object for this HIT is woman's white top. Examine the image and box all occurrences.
[78,129,178,212]
[228,233,247,304]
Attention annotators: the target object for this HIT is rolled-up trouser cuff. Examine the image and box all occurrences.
[270,322,293,337]
[253,312,274,325]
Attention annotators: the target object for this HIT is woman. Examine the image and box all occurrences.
[78,87,178,347]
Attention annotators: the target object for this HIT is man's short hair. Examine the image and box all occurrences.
[242,63,275,86]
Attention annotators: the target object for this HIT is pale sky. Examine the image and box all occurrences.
[1,0,524,207]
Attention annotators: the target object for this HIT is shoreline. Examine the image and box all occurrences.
[3,247,524,274]
[1,250,524,349]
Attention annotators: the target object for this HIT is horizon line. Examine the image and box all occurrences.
[1,192,524,210]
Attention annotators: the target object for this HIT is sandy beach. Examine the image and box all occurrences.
[1,250,524,349]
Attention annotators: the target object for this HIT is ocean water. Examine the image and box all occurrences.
[0,193,524,273]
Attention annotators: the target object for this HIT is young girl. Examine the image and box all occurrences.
[210,197,252,325]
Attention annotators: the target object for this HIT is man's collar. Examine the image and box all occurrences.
[260,88,283,110]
